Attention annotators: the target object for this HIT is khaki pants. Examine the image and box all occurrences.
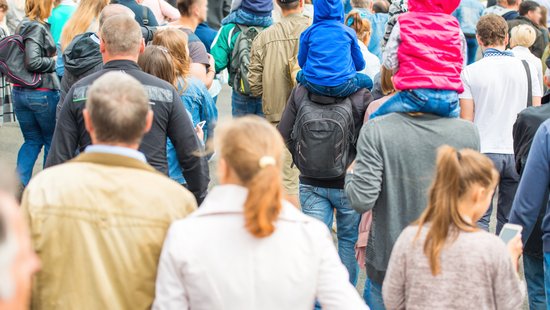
[272,121,300,200]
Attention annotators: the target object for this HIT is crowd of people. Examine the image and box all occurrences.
[2,0,550,309]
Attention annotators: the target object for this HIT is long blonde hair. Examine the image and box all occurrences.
[215,116,285,238]
[416,146,498,276]
[152,28,191,78]
[60,0,109,51]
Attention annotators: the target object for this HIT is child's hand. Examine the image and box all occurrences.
[507,234,523,272]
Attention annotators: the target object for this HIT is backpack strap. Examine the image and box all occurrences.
[521,59,533,107]
[142,6,149,26]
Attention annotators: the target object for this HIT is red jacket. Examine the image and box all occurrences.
[393,0,464,92]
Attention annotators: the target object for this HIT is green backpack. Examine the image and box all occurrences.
[229,24,262,96]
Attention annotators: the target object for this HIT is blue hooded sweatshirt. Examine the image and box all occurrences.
[298,0,366,87]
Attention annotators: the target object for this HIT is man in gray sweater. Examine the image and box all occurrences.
[345,113,480,308]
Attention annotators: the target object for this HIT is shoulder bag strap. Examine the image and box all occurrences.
[142,6,149,26]
[521,59,533,107]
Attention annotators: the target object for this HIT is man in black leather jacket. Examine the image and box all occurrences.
[46,14,210,204]
[59,4,156,112]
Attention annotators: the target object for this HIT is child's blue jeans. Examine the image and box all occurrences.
[370,88,460,119]
[296,70,373,98]
[221,9,272,27]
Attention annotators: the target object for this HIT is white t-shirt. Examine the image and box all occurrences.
[358,41,381,81]
[460,55,542,154]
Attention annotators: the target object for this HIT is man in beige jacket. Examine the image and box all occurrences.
[248,0,310,200]
[21,72,197,309]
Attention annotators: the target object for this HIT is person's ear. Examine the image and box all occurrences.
[217,157,229,183]
[83,109,95,138]
[504,33,509,47]
[139,38,145,54]
[99,36,106,54]
[143,110,154,134]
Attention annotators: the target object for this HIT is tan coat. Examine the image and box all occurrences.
[22,152,197,310]
[248,13,311,123]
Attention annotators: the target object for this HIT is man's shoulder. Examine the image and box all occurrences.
[70,67,176,103]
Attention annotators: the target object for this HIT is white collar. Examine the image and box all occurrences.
[192,185,311,223]
[85,145,147,163]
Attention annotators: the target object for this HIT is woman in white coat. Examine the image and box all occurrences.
[152,116,368,310]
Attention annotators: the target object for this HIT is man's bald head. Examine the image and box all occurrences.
[99,4,135,28]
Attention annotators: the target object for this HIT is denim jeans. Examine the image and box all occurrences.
[231,91,263,117]
[524,254,546,310]
[478,153,519,234]
[544,253,550,307]
[370,89,460,119]
[299,184,360,285]
[363,277,386,310]
[296,70,373,98]
[12,87,59,186]
[465,35,479,65]
[221,9,272,27]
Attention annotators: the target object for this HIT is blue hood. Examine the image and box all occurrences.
[314,0,344,23]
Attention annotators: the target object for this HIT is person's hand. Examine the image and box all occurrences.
[195,124,204,142]
[507,234,523,272]
[208,54,215,73]
[347,160,356,174]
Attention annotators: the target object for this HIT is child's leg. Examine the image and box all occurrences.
[222,9,273,27]
[324,74,374,98]
[296,70,335,97]
[369,92,412,119]
[415,89,460,118]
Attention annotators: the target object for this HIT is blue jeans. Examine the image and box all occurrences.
[478,154,519,234]
[299,184,360,285]
[221,9,272,27]
[12,87,59,186]
[364,277,386,310]
[296,70,373,98]
[370,89,460,119]
[465,35,479,65]
[544,253,550,307]
[231,91,263,117]
[524,254,546,310]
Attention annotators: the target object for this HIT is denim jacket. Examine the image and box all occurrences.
[167,77,218,184]
[452,0,484,35]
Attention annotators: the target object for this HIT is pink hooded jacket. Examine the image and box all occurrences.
[393,0,464,92]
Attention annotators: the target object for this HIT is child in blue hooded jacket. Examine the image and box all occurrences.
[297,0,372,98]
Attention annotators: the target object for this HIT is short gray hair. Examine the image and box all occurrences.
[99,4,135,28]
[86,72,150,144]
[99,14,142,56]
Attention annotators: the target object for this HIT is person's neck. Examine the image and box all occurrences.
[172,16,198,31]
[483,45,506,52]
[282,9,303,17]
[94,141,140,150]
[102,54,139,64]
[457,201,476,225]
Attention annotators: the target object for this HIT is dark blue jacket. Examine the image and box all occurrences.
[509,119,550,253]
[115,0,158,27]
[241,0,272,17]
[298,0,365,87]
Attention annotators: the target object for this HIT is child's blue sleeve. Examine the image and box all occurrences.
[351,35,366,71]
[298,31,310,68]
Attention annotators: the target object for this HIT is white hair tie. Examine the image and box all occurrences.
[259,156,276,168]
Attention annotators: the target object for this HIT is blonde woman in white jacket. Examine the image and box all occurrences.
[153,116,368,310]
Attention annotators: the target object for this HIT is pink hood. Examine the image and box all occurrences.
[408,0,460,14]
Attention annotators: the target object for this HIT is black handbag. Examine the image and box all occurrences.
[0,35,42,88]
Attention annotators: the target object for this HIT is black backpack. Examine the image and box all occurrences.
[229,24,261,96]
[0,35,42,88]
[290,93,355,179]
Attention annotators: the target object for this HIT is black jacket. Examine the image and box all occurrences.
[278,85,372,189]
[46,60,210,203]
[16,18,59,90]
[58,32,103,115]
[513,104,550,258]
[508,16,546,58]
